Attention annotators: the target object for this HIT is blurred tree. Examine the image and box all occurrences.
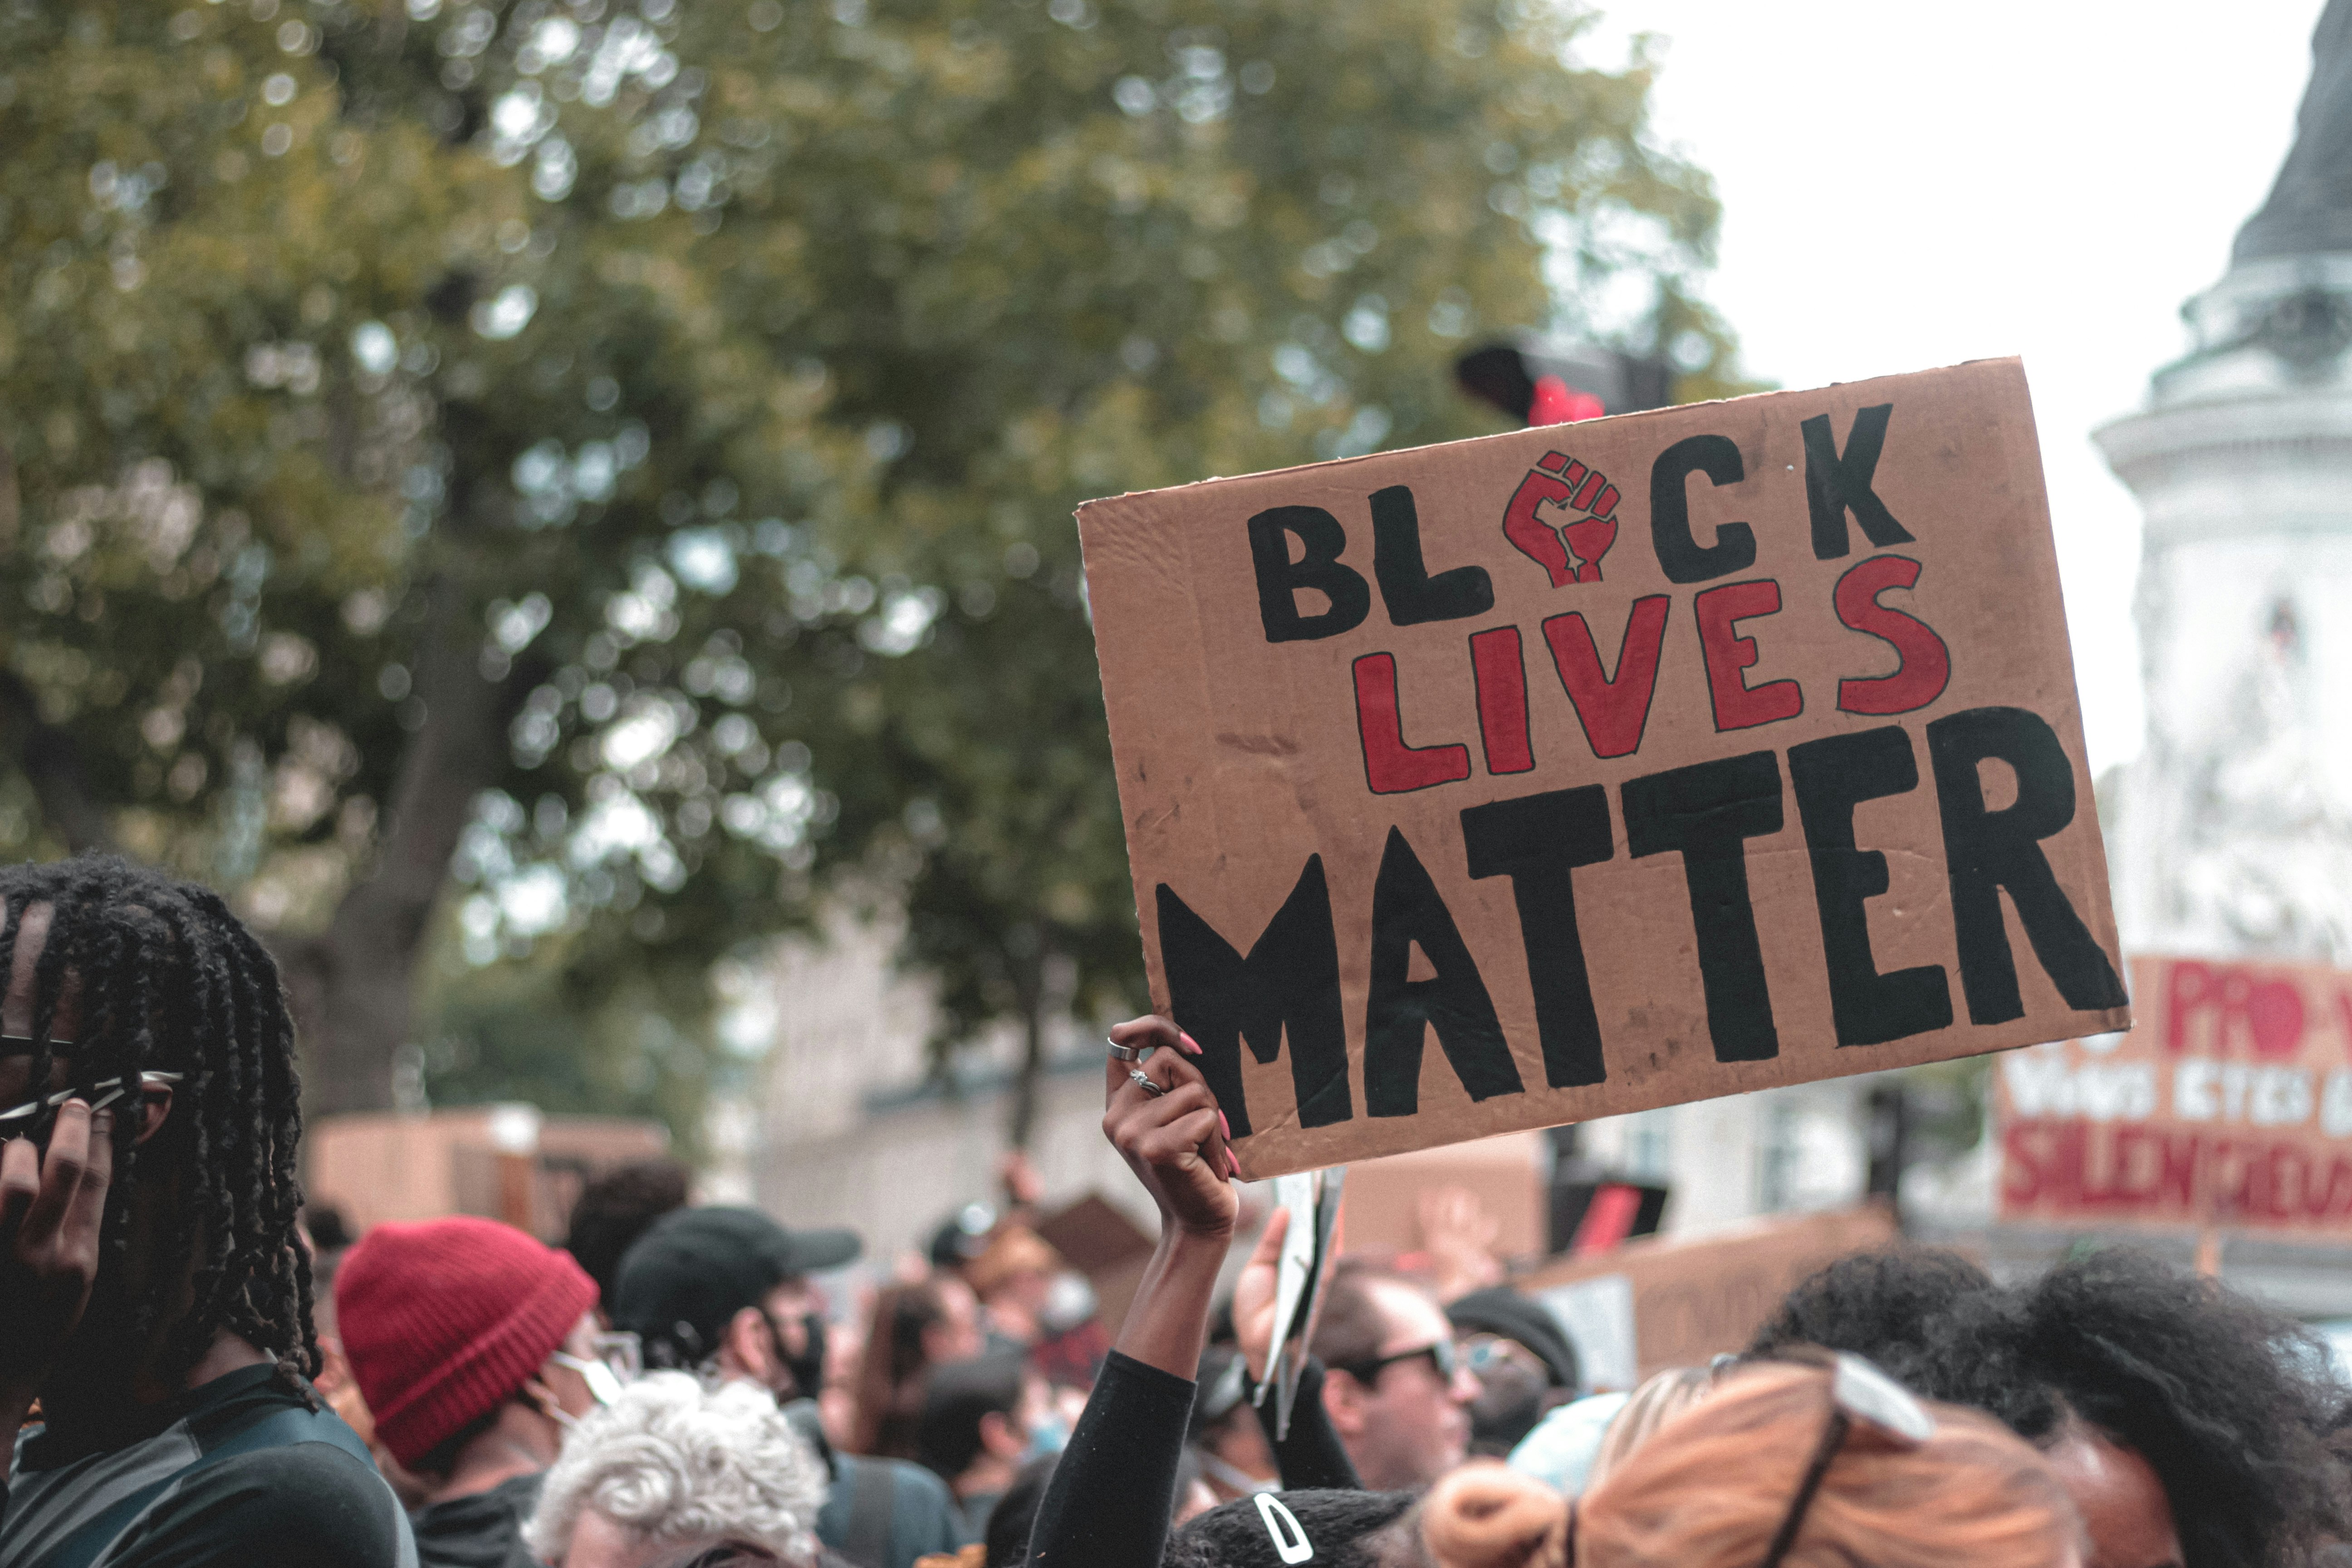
[0,0,1744,1145]
[663,0,1750,1142]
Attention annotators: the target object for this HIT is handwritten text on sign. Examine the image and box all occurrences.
[1081,359,2131,1177]
[1999,954,2352,1232]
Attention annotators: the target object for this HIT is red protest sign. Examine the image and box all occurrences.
[1997,954,2352,1232]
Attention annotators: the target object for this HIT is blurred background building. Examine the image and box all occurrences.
[2097,0,2352,965]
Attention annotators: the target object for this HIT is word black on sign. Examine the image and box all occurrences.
[1079,359,2131,1177]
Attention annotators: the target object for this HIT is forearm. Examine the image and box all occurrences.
[1114,1228,1230,1381]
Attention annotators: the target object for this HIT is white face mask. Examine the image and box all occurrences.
[548,1351,628,1407]
[534,1348,631,1429]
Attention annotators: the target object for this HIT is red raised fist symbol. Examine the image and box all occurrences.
[1501,452,1619,587]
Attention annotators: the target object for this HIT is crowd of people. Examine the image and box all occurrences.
[5,857,2352,1568]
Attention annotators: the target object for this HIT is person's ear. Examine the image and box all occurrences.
[135,1079,173,1146]
[1322,1368,1368,1436]
[722,1305,775,1382]
[979,1409,1023,1460]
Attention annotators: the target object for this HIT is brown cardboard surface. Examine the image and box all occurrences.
[1515,1205,1899,1378]
[1997,954,2352,1234]
[1081,359,2130,1178]
[1336,1130,1548,1265]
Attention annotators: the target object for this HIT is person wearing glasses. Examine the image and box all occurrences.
[1420,1353,2084,1568]
[1752,1247,2343,1568]
[336,1215,629,1567]
[0,858,415,1568]
[1309,1260,1482,1490]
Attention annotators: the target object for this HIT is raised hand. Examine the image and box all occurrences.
[1103,1016,1237,1243]
[0,1100,113,1396]
[1230,1204,1289,1382]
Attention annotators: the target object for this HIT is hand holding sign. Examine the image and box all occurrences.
[1082,359,2130,1179]
[1102,1015,1237,1239]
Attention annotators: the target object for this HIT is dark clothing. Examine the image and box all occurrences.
[1026,1352,1360,1568]
[1254,1359,1358,1492]
[0,1364,415,1568]
[409,1472,544,1568]
[1027,1352,1194,1568]
[782,1400,963,1568]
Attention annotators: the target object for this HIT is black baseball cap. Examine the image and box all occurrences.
[610,1205,860,1364]
[1446,1286,1581,1389]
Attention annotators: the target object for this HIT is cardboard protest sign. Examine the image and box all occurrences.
[1998,954,2352,1233]
[1516,1205,1898,1384]
[1080,358,2131,1179]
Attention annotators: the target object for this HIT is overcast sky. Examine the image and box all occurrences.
[1575,1,2327,771]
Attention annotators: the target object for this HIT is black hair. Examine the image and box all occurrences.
[1164,1488,1419,1568]
[0,855,316,1397]
[1755,1245,2345,1568]
[983,1453,1060,1568]
[916,1348,1028,1483]
[562,1157,691,1304]
[1746,1245,1998,1389]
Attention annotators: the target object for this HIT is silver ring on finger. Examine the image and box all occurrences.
[1107,1038,1143,1062]
[1128,1068,1167,1098]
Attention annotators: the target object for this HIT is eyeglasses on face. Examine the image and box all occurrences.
[0,1034,184,1143]
[1335,1338,1461,1386]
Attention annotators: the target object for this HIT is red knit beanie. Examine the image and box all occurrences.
[334,1215,599,1469]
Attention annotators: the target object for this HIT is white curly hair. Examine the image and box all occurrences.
[525,1372,828,1567]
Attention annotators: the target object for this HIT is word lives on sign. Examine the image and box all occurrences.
[1080,359,2131,1178]
[1999,955,2352,1233]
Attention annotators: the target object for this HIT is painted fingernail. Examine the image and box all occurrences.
[1227,1150,1243,1177]
[1218,1110,1231,1139]
[1180,1032,1201,1054]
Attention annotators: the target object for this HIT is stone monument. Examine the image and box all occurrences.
[2096,0,2352,961]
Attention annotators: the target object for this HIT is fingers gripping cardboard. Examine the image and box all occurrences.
[1079,359,2131,1178]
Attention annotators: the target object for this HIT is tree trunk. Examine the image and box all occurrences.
[279,574,530,1118]
[1005,950,1048,1152]
[0,670,116,855]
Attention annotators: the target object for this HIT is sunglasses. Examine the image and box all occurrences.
[0,1034,181,1144]
[1334,1338,1461,1386]
[1755,1354,1935,1568]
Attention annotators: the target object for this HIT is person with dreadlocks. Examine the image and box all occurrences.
[0,856,414,1567]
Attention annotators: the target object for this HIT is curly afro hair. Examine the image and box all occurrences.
[1753,1246,2345,1568]
[1749,1246,1999,1391]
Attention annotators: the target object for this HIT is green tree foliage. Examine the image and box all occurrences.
[0,0,1742,1143]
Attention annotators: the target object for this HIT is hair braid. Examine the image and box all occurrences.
[0,855,316,1398]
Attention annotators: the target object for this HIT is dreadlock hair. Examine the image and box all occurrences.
[0,854,317,1399]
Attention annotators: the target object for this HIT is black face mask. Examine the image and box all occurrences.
[764,1308,827,1401]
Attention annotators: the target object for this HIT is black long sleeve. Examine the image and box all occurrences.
[1254,1357,1360,1492]
[1025,1350,1195,1568]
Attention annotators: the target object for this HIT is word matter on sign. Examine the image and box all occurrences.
[1081,359,2131,1178]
